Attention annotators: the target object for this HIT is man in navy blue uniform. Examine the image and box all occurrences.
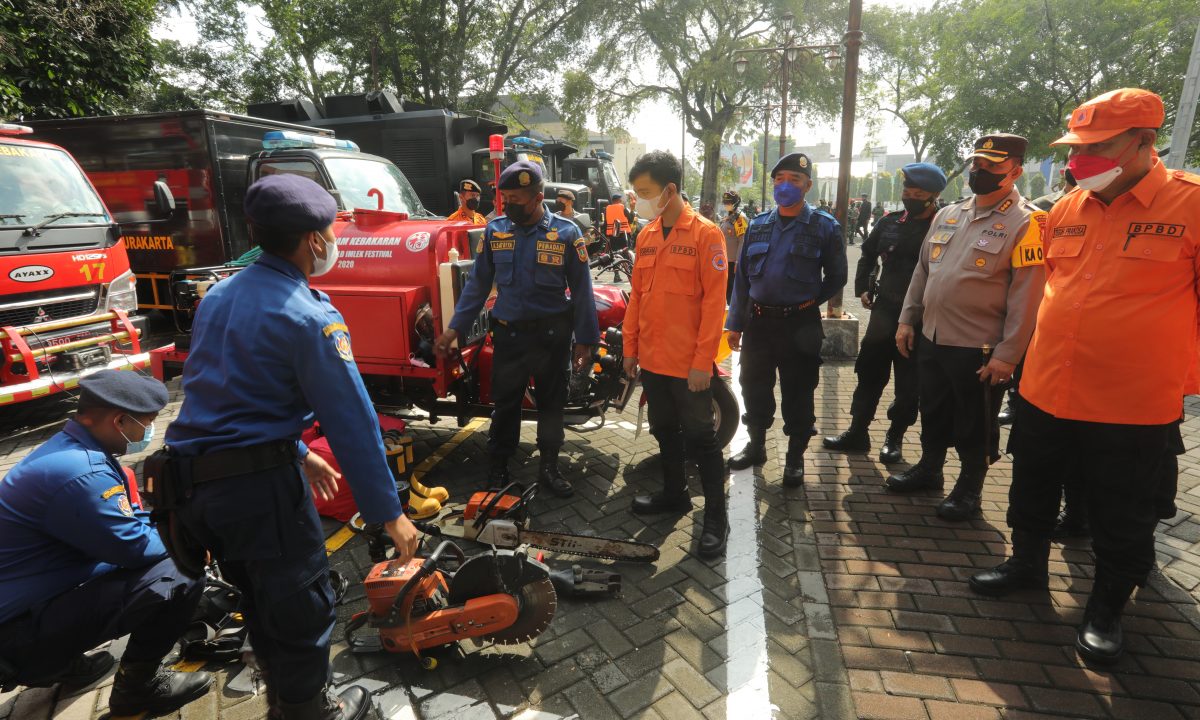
[166,174,419,720]
[433,161,600,497]
[0,370,212,714]
[726,153,847,485]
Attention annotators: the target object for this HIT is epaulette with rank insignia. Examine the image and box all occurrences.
[813,208,837,222]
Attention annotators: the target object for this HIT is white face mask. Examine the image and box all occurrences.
[1072,165,1123,192]
[310,233,338,277]
[635,188,667,221]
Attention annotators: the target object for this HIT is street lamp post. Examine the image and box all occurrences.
[735,15,840,168]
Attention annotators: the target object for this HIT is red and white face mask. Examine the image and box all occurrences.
[1066,137,1139,192]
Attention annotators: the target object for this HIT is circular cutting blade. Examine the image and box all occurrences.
[447,553,557,645]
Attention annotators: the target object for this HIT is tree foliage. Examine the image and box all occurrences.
[1,0,159,119]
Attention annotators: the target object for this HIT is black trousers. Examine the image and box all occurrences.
[489,314,571,458]
[850,301,918,427]
[739,308,824,437]
[640,369,725,517]
[0,557,202,685]
[178,462,334,704]
[917,341,1005,468]
[1007,395,1170,587]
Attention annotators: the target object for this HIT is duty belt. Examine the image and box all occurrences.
[751,300,817,318]
[491,310,571,334]
[180,440,299,484]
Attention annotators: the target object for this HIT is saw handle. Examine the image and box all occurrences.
[388,541,464,618]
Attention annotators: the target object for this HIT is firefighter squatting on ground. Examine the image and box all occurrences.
[0,86,1198,720]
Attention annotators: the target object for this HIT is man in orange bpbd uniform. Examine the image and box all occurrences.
[970,88,1200,666]
[446,178,487,224]
[620,151,730,558]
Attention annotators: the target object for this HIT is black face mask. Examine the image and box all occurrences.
[902,197,933,216]
[505,198,537,225]
[553,201,566,213]
[465,197,479,211]
[968,168,1008,195]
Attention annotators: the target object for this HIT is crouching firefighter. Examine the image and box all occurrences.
[0,370,211,714]
[162,174,420,720]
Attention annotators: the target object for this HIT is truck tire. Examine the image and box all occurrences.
[712,378,739,450]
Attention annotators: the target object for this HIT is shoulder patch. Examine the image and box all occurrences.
[101,484,125,500]
[321,322,348,337]
[116,495,134,517]
[1011,211,1046,268]
[330,328,354,361]
[574,236,588,262]
[733,215,748,235]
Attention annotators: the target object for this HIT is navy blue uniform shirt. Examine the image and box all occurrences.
[0,420,166,623]
[726,205,847,332]
[165,253,404,524]
[450,208,600,343]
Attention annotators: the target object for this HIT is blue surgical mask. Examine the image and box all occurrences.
[774,181,805,207]
[120,415,154,455]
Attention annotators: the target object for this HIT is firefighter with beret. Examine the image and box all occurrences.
[446,178,487,224]
[719,189,748,301]
[825,162,946,465]
[166,173,419,720]
[891,134,1047,523]
[435,160,600,497]
[726,152,847,486]
[971,88,1200,665]
[0,370,212,714]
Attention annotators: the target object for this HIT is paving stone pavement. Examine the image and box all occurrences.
[3,243,1200,719]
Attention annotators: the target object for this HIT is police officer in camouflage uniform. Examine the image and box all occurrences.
[888,134,1047,521]
[824,163,947,465]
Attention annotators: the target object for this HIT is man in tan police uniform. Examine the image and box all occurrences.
[889,134,1047,521]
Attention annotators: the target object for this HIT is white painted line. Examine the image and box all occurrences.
[724,349,777,719]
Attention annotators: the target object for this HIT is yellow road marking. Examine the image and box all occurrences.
[323,418,485,556]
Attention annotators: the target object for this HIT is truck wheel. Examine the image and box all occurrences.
[712,378,739,450]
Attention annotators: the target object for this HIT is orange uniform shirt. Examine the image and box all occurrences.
[605,203,631,235]
[1021,159,1200,424]
[624,205,727,378]
[446,206,486,224]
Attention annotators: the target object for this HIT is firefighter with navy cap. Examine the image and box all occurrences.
[434,160,600,496]
[726,152,847,485]
[825,162,946,464]
[447,178,487,224]
[0,369,212,714]
[889,134,1047,523]
[166,173,419,720]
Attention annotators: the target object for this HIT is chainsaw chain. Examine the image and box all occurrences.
[520,533,650,562]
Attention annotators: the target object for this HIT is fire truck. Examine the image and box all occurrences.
[0,124,166,406]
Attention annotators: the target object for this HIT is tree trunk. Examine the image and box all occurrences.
[700,132,722,209]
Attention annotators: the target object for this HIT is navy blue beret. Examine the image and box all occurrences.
[79,369,169,414]
[244,174,338,232]
[771,152,813,178]
[900,163,947,193]
[498,161,543,190]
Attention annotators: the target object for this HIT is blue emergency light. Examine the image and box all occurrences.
[262,131,359,152]
[594,150,614,160]
[511,136,544,149]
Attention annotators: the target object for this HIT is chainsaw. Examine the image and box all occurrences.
[350,482,660,564]
[345,540,556,669]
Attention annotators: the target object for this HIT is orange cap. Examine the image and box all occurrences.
[1051,88,1165,145]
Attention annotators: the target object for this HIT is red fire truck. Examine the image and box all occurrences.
[0,124,168,406]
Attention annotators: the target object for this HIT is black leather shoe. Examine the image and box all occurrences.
[1076,578,1134,665]
[109,662,214,716]
[538,457,573,498]
[936,468,986,521]
[879,426,905,465]
[729,427,768,469]
[698,514,729,558]
[822,426,870,453]
[783,463,804,487]
[632,492,691,515]
[969,558,1049,597]
[1052,510,1090,539]
[279,686,370,720]
[884,457,945,493]
[998,401,1015,426]
[20,650,114,690]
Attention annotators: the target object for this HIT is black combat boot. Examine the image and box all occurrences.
[487,455,510,489]
[108,660,214,716]
[969,529,1050,597]
[1076,575,1136,665]
[632,459,691,514]
[879,425,906,465]
[884,449,946,493]
[783,434,807,487]
[537,449,573,498]
[822,417,871,454]
[279,686,370,720]
[936,465,986,521]
[728,426,768,469]
[697,506,729,558]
